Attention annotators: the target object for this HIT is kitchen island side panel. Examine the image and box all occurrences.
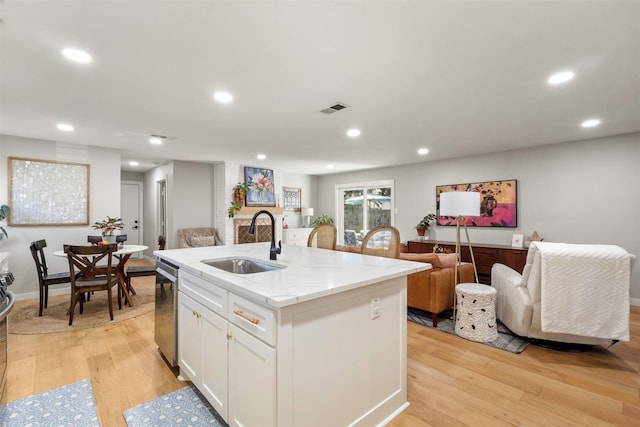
[277,276,408,427]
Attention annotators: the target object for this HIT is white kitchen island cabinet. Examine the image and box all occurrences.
[157,242,430,427]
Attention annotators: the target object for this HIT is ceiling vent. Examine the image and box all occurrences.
[320,102,349,115]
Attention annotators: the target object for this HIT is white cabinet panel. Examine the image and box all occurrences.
[178,291,229,419]
[228,324,276,427]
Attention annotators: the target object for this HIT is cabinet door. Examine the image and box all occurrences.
[200,301,229,420]
[228,324,276,427]
[179,292,229,420]
[178,291,201,383]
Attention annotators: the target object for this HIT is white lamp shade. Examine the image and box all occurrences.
[439,191,480,217]
[301,208,314,217]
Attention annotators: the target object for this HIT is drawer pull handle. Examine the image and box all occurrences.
[233,310,259,325]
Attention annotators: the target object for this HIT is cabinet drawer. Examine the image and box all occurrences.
[179,270,228,318]
[283,228,312,246]
[229,294,276,346]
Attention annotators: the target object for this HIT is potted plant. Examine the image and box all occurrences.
[93,216,124,243]
[415,213,436,237]
[228,182,251,218]
[312,214,334,226]
[0,204,9,240]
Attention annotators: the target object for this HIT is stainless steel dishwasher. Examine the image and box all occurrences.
[155,258,179,367]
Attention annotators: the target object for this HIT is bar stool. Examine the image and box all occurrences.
[455,283,498,342]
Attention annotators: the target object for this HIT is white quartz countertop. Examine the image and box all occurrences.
[155,243,430,308]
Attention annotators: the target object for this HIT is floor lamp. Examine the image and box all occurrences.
[439,191,481,323]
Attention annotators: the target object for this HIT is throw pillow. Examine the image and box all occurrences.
[189,235,217,247]
[436,253,457,268]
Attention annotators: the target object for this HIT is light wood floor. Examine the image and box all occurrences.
[4,305,639,426]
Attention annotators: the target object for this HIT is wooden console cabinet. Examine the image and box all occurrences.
[407,240,528,284]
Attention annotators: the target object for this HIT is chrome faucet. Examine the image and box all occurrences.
[249,210,282,260]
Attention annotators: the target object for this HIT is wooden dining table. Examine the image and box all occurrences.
[53,244,148,308]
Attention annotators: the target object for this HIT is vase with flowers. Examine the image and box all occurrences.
[93,216,124,243]
[249,171,273,204]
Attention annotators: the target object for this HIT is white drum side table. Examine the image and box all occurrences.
[455,283,498,342]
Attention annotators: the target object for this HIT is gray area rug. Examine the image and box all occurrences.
[0,379,99,427]
[408,307,530,353]
[124,385,228,427]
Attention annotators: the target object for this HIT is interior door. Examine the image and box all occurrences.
[120,182,142,254]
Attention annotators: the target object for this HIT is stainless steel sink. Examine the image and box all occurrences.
[202,257,285,274]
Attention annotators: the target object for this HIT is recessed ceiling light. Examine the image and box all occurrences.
[581,119,601,128]
[213,91,233,103]
[257,153,266,160]
[56,123,74,132]
[347,129,361,137]
[129,161,139,166]
[149,135,165,145]
[62,48,92,64]
[417,148,429,155]
[548,71,574,85]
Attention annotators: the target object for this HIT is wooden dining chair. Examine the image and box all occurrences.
[307,224,337,250]
[30,239,73,316]
[65,243,120,325]
[361,226,401,259]
[125,235,169,293]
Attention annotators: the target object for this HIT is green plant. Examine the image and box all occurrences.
[312,214,334,226]
[227,201,242,218]
[415,213,437,230]
[0,204,9,240]
[233,182,251,194]
[228,182,251,218]
[92,216,124,236]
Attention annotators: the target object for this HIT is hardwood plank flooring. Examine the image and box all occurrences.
[3,301,639,426]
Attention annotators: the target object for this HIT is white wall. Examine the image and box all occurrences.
[281,172,318,228]
[317,132,640,302]
[141,160,215,251]
[172,160,215,239]
[0,135,121,298]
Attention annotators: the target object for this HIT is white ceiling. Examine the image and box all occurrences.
[2,1,639,175]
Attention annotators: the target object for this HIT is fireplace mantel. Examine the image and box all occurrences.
[236,207,283,216]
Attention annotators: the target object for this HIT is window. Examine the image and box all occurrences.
[336,180,394,246]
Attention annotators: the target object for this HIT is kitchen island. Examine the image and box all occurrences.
[156,242,429,427]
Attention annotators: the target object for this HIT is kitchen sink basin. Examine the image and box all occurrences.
[202,257,286,274]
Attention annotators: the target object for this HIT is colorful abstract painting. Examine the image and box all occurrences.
[436,179,517,227]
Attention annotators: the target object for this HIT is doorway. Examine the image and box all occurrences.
[121,181,142,257]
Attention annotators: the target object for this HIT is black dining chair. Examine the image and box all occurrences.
[125,235,170,294]
[30,239,73,316]
[87,235,103,245]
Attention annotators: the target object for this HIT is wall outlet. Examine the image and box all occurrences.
[371,297,380,319]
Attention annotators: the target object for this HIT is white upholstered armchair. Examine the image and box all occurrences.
[492,241,636,346]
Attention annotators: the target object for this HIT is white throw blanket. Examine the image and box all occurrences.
[536,242,633,341]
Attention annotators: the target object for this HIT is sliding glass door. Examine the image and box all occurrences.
[337,180,394,246]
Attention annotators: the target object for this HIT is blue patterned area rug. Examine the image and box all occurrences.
[124,385,228,427]
[408,307,530,354]
[0,379,99,426]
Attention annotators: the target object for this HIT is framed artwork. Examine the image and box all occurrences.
[282,186,301,211]
[511,233,524,248]
[8,157,90,226]
[436,179,517,227]
[244,166,275,207]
